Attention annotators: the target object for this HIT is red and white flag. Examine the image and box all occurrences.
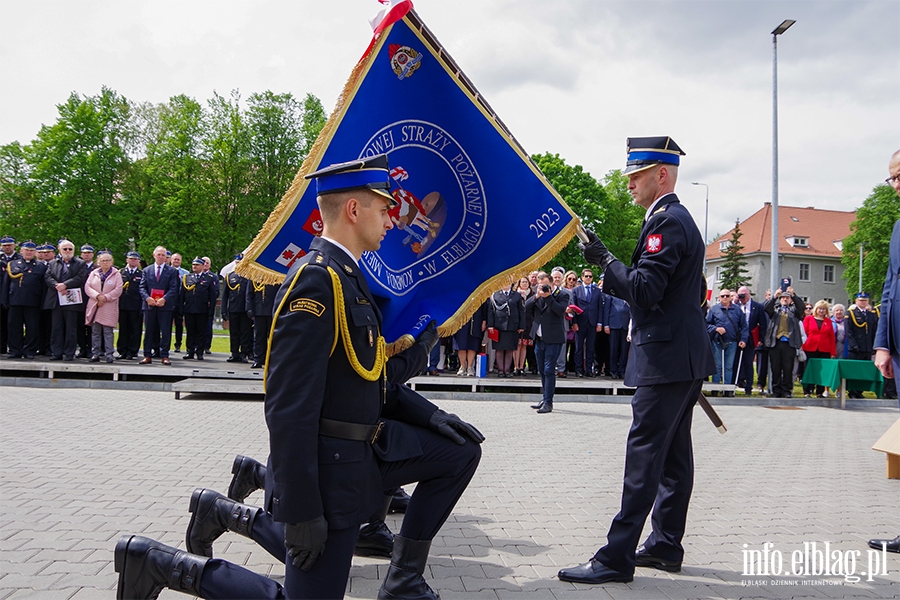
[275,243,305,268]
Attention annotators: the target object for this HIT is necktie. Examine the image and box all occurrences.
[156,265,161,281]
[585,286,591,302]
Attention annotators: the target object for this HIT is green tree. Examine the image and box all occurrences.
[842,184,900,304]
[300,93,327,160]
[718,219,750,291]
[0,142,38,240]
[21,88,132,253]
[600,169,647,259]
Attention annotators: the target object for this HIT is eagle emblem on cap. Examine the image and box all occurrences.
[390,44,422,80]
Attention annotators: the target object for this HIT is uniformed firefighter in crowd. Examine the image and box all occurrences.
[181,257,217,361]
[116,251,145,360]
[0,235,22,354]
[246,277,280,369]
[222,254,254,363]
[2,241,47,359]
[75,244,97,358]
[201,256,219,354]
[37,243,55,355]
[559,136,715,584]
[114,154,483,599]
[846,291,879,398]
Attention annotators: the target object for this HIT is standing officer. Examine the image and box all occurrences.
[181,257,217,360]
[246,278,279,368]
[36,243,55,355]
[201,256,219,355]
[114,154,483,599]
[846,291,879,398]
[559,137,715,584]
[222,254,254,363]
[139,246,179,365]
[170,253,189,353]
[0,235,21,355]
[75,244,97,358]
[571,268,601,377]
[2,241,46,359]
[116,251,144,360]
[43,240,88,361]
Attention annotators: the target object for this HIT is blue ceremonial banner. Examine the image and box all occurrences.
[239,7,578,347]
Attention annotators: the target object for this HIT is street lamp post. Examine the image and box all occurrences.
[770,19,795,296]
[859,242,866,293]
[692,181,709,276]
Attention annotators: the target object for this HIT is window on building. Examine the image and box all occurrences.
[799,263,810,281]
[793,237,809,248]
[823,297,833,305]
[715,266,722,282]
[824,264,834,283]
[719,240,731,251]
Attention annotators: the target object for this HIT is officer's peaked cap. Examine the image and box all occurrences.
[1,236,15,244]
[126,251,141,259]
[305,154,398,206]
[192,257,205,265]
[20,241,36,249]
[624,136,685,175]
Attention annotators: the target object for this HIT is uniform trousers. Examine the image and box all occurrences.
[594,378,702,574]
[143,309,174,358]
[7,305,40,357]
[117,310,143,357]
[595,330,611,375]
[39,309,52,355]
[184,313,209,356]
[768,340,795,397]
[173,306,184,350]
[0,304,8,353]
[228,312,254,358]
[77,304,90,356]
[574,326,596,375]
[197,424,481,599]
[534,338,562,404]
[609,328,629,377]
[755,347,769,389]
[50,308,80,358]
[252,315,272,364]
[206,308,215,351]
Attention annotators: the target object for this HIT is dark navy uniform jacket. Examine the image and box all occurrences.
[246,281,279,317]
[181,272,217,314]
[0,251,22,304]
[3,258,47,306]
[264,237,437,529]
[119,267,145,312]
[603,294,631,330]
[43,257,88,311]
[602,193,715,386]
[222,272,249,314]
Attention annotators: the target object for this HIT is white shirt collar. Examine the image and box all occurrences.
[645,192,676,221]
[321,236,358,264]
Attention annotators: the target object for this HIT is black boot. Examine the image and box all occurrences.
[536,401,553,413]
[378,536,439,600]
[186,488,259,557]
[115,534,208,599]
[389,487,411,513]
[355,521,395,558]
[227,454,266,502]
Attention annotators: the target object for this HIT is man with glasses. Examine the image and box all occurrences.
[732,286,767,396]
[572,268,601,377]
[706,288,748,394]
[43,240,88,361]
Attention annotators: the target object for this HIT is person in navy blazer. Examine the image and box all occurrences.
[870,149,900,555]
[603,293,632,379]
[560,136,715,584]
[732,286,768,395]
[571,268,601,377]
[139,246,179,364]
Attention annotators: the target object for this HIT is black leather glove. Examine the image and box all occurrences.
[427,409,485,445]
[414,321,440,355]
[284,516,328,571]
[579,229,618,271]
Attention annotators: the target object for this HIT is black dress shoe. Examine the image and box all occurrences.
[635,546,682,572]
[182,353,194,360]
[389,487,411,513]
[48,355,62,361]
[89,356,100,362]
[251,362,263,368]
[530,401,544,409]
[867,535,900,553]
[354,520,394,558]
[537,402,553,413]
[558,559,632,584]
[195,354,203,361]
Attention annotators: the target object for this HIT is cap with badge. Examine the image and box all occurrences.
[80,244,94,253]
[855,292,870,299]
[126,251,141,259]
[305,154,398,206]
[0,236,15,244]
[624,136,686,175]
[44,243,56,252]
[20,241,36,249]
[192,257,205,265]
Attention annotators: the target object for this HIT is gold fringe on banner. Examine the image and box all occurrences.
[238,9,580,348]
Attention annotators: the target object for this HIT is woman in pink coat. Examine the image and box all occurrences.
[85,252,123,363]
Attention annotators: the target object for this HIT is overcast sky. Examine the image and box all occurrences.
[2,0,898,239]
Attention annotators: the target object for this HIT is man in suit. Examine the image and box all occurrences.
[139,246,179,365]
[603,293,631,379]
[732,286,767,396]
[114,154,483,599]
[526,271,568,413]
[43,240,88,361]
[75,244,97,358]
[222,254,254,363]
[571,268,601,377]
[2,241,47,359]
[559,136,716,584]
[116,251,145,360]
[869,148,900,554]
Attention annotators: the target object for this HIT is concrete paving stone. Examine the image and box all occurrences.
[0,573,65,589]
[3,590,76,600]
[550,586,617,599]
[0,561,52,576]
[438,589,501,599]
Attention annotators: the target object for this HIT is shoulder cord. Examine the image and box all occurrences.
[848,307,868,329]
[226,275,240,291]
[182,274,196,291]
[490,293,509,313]
[6,261,23,285]
[327,266,386,382]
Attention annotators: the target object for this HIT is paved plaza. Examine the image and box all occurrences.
[1,387,898,599]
